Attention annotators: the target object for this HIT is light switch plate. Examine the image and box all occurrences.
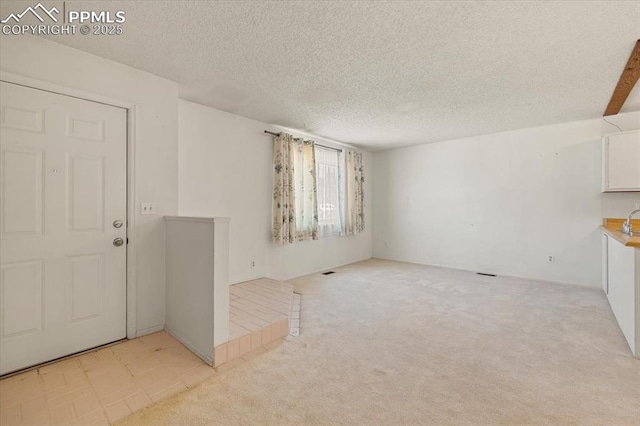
[141,202,156,215]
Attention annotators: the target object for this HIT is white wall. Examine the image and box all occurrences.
[373,111,640,287]
[0,36,179,335]
[178,100,373,283]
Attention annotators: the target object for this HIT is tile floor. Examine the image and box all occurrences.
[0,331,215,425]
[0,278,301,425]
[213,278,295,367]
[229,278,294,340]
[290,293,301,337]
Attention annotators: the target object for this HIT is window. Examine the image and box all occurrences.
[272,132,363,244]
[315,146,342,237]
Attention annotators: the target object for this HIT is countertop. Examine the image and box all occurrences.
[601,218,640,248]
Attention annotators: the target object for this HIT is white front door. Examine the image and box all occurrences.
[0,82,127,375]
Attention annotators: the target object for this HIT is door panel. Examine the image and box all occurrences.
[1,148,43,236]
[0,105,44,133]
[66,115,105,142]
[1,261,43,338]
[68,155,105,232]
[69,254,104,323]
[0,82,127,375]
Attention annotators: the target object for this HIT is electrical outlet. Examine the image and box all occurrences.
[251,260,256,268]
[141,202,156,215]
[547,255,554,263]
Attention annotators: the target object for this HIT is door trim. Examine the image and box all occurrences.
[0,70,138,339]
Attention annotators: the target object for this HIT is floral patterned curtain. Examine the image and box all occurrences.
[272,133,295,244]
[292,140,319,241]
[272,133,318,244]
[343,150,364,235]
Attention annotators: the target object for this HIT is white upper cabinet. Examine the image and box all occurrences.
[603,130,640,192]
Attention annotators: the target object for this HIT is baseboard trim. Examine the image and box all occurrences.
[135,324,165,338]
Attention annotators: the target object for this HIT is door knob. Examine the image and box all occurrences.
[113,238,124,247]
[113,220,123,229]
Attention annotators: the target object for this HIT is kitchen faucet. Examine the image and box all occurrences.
[622,208,640,235]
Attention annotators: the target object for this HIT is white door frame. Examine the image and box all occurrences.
[0,70,138,339]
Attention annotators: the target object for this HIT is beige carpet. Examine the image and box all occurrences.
[118,259,640,425]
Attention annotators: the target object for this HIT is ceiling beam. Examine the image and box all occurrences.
[604,40,640,116]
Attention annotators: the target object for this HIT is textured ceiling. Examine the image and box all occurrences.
[3,1,639,150]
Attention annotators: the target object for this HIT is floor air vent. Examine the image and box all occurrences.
[321,271,336,275]
[476,272,497,277]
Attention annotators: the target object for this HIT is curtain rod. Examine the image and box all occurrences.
[264,130,342,152]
